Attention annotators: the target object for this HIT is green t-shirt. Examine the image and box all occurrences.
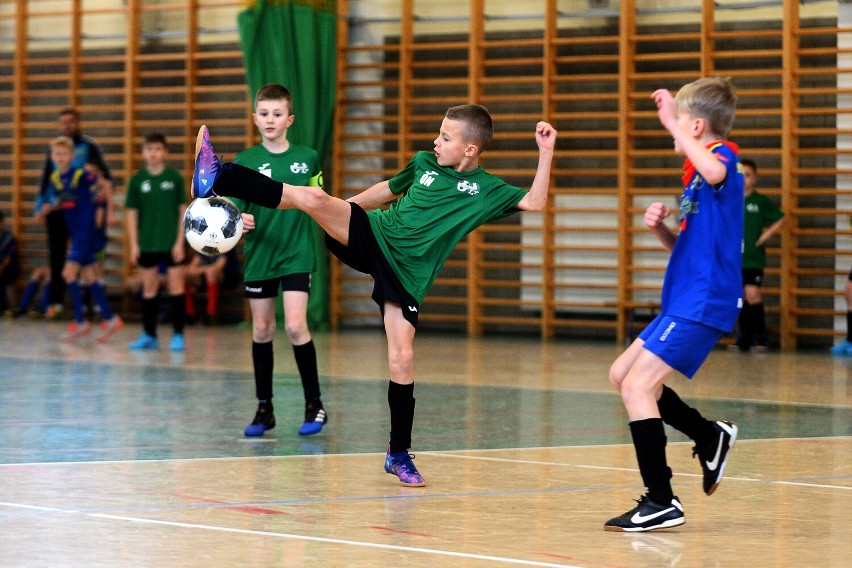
[370,151,528,303]
[229,143,322,281]
[743,190,784,269]
[124,167,187,253]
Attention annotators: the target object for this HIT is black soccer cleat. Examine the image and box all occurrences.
[604,495,685,532]
[694,420,738,495]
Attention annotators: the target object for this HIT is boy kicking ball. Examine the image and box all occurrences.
[604,77,742,532]
[191,106,556,486]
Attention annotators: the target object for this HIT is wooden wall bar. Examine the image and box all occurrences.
[330,0,845,349]
[1,1,848,349]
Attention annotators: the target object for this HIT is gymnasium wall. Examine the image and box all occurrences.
[0,0,847,349]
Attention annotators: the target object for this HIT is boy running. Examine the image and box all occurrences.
[605,77,742,532]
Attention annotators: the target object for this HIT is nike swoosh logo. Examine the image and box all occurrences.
[706,423,734,470]
[631,506,675,524]
[706,436,724,471]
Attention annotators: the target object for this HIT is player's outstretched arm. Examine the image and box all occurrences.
[516,121,557,212]
[645,202,676,252]
[349,180,398,211]
[652,89,727,185]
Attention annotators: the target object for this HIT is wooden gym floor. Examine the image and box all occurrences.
[0,318,850,567]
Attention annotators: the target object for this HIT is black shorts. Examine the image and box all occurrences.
[324,203,420,328]
[743,268,764,287]
[244,273,311,298]
[138,251,182,269]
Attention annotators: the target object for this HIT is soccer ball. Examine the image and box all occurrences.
[183,197,243,256]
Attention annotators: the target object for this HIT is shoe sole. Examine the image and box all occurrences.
[706,422,738,496]
[604,517,685,532]
[244,425,274,437]
[298,422,325,436]
[384,464,426,487]
[190,125,208,199]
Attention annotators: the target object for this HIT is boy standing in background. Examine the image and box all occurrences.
[229,84,328,438]
[125,133,188,351]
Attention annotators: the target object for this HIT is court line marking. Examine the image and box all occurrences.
[3,351,851,409]
[428,451,852,492]
[0,435,848,468]
[83,513,580,568]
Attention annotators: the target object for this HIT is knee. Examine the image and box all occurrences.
[619,376,653,407]
[744,288,761,304]
[284,321,309,344]
[302,186,330,210]
[608,363,625,392]
[387,345,414,376]
[252,319,276,343]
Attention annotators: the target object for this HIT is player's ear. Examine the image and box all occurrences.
[465,143,479,157]
[286,114,296,127]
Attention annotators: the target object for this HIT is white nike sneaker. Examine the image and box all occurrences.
[695,420,738,495]
[604,495,685,532]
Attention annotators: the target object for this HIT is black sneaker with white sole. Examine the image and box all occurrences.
[604,495,685,532]
[694,420,738,495]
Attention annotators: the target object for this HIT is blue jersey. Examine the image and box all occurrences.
[52,168,99,242]
[660,142,744,332]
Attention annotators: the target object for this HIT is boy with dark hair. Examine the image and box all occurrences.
[125,132,188,351]
[191,104,557,486]
[47,136,123,341]
[605,77,742,531]
[227,83,328,438]
[731,158,784,352]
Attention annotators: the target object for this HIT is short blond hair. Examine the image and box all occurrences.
[50,135,74,152]
[675,77,737,138]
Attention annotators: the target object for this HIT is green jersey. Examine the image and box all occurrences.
[371,151,528,303]
[125,167,187,253]
[230,143,322,281]
[743,190,784,269]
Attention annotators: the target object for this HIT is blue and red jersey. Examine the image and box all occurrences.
[660,141,744,332]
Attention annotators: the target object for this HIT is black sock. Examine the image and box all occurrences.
[217,163,283,209]
[142,297,158,337]
[293,340,321,403]
[738,302,753,347]
[170,293,185,334]
[630,418,674,505]
[657,385,715,448]
[388,381,415,454]
[252,341,274,401]
[847,311,852,342]
[752,302,766,345]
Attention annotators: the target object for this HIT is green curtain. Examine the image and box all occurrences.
[237,0,337,328]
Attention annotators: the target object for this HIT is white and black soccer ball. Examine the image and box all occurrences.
[183,197,243,256]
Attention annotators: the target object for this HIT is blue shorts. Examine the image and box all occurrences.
[66,237,97,266]
[638,314,724,378]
